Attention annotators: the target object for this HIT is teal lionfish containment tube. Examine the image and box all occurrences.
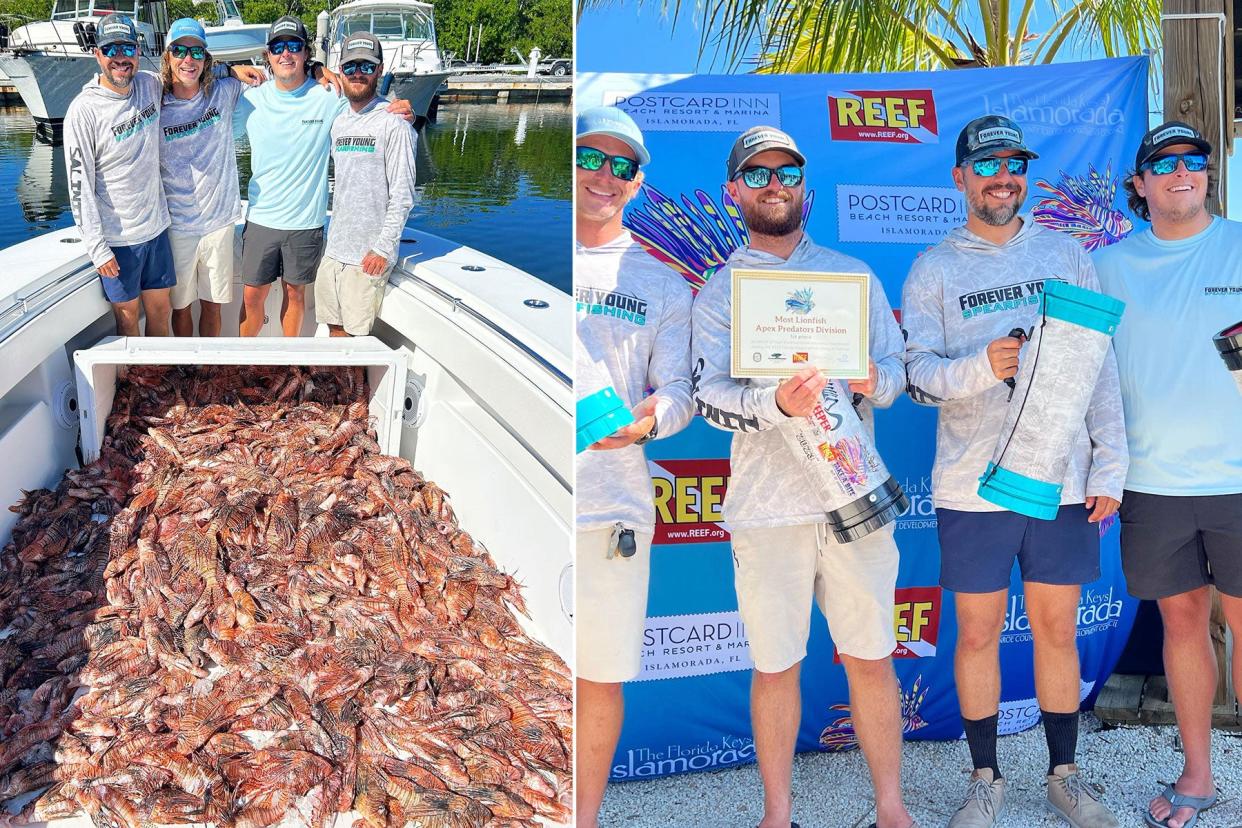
[576,386,634,453]
[1214,321,1242,396]
[778,378,909,543]
[978,280,1125,520]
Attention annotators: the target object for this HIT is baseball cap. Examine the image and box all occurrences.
[340,31,383,65]
[96,14,138,48]
[166,18,206,48]
[955,115,1039,165]
[1135,120,1213,169]
[726,126,806,180]
[267,15,308,45]
[576,106,650,166]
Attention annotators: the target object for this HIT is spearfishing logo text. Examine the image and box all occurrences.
[112,103,158,142]
[575,285,648,325]
[649,458,729,544]
[827,90,938,144]
[610,734,755,779]
[959,279,1045,319]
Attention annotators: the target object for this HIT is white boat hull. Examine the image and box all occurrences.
[0,52,162,123]
[388,69,448,119]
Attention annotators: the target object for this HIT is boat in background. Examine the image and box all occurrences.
[0,0,267,129]
[326,0,450,122]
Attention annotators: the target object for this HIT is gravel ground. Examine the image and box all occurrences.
[599,715,1242,827]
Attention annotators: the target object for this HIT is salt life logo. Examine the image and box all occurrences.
[836,184,964,245]
[649,458,730,545]
[637,610,752,681]
[603,90,781,133]
[610,734,756,779]
[827,90,938,144]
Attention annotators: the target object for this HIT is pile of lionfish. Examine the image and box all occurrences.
[0,364,571,827]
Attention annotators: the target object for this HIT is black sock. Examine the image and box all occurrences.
[1042,709,1078,775]
[962,714,1001,779]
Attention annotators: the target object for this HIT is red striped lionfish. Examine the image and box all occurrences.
[819,674,930,751]
[624,184,816,293]
[1031,163,1133,252]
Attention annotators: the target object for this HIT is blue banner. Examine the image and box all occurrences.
[577,57,1147,781]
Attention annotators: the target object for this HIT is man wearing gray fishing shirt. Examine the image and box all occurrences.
[64,13,173,336]
[315,33,416,337]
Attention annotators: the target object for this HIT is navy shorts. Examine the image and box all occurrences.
[100,230,176,303]
[937,506,1101,593]
[1119,490,1242,599]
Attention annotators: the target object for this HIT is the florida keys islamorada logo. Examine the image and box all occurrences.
[785,287,815,314]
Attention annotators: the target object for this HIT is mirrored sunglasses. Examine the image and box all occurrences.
[734,165,804,189]
[576,146,639,181]
[341,61,378,76]
[1142,152,1208,176]
[268,40,305,55]
[169,44,206,60]
[100,43,137,58]
[970,157,1029,177]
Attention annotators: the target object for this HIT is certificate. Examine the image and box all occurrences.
[730,269,869,379]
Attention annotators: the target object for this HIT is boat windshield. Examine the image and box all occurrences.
[50,0,140,19]
[335,9,434,42]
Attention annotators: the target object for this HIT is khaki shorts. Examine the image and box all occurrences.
[168,224,235,309]
[575,526,653,683]
[314,257,388,336]
[731,522,899,672]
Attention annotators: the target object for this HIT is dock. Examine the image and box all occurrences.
[441,73,571,103]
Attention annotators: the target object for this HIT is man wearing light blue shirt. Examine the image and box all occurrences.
[1093,120,1242,828]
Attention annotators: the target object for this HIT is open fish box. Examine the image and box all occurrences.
[74,337,409,464]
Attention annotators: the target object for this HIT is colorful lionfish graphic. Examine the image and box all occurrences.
[1031,164,1133,252]
[819,675,931,751]
[624,184,816,293]
[785,287,815,314]
[819,436,867,486]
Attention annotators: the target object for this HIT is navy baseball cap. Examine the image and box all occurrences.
[1135,121,1213,170]
[576,106,650,166]
[955,115,1039,165]
[267,15,308,44]
[96,14,138,47]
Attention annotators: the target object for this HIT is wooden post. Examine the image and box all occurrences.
[1162,0,1236,712]
[1163,0,1231,213]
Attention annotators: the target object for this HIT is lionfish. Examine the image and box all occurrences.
[820,436,867,487]
[1031,163,1133,252]
[785,287,815,314]
[624,184,816,293]
[819,674,930,751]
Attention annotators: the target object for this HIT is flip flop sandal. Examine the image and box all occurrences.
[1143,784,1218,828]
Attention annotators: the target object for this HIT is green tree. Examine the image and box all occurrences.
[0,0,53,23]
[626,0,1159,73]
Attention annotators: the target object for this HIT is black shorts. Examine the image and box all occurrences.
[240,222,324,287]
[1119,490,1242,599]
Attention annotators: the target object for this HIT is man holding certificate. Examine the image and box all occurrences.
[691,126,915,828]
[901,115,1126,828]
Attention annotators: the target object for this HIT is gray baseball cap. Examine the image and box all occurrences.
[340,31,383,64]
[955,115,1039,165]
[726,126,806,180]
[267,15,308,45]
[96,14,138,47]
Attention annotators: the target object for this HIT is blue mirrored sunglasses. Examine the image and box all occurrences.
[99,43,137,58]
[1141,152,1208,175]
[268,40,305,55]
[734,165,803,189]
[169,44,206,60]
[341,61,378,76]
[970,157,1029,177]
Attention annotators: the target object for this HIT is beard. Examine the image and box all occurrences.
[739,190,803,237]
[345,73,379,103]
[967,182,1025,227]
[104,62,134,90]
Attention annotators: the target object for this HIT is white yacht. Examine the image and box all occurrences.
[327,0,451,122]
[0,0,267,127]
[0,221,573,825]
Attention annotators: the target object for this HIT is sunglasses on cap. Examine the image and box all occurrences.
[100,43,137,58]
[341,61,378,76]
[268,40,305,55]
[733,164,804,189]
[968,157,1029,177]
[169,44,206,60]
[576,146,639,181]
[1141,151,1209,176]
